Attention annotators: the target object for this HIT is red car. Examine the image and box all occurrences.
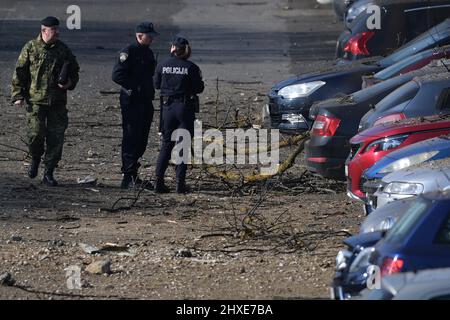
[346,116,450,201]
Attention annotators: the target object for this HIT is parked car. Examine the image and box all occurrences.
[267,19,450,133]
[362,135,450,212]
[347,115,450,201]
[331,231,384,299]
[305,65,448,180]
[373,159,450,209]
[369,191,450,279]
[342,0,374,25]
[333,0,355,20]
[363,46,450,88]
[359,72,450,131]
[357,268,450,300]
[359,197,414,234]
[336,0,450,61]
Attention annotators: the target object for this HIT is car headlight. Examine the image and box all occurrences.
[383,182,424,195]
[336,250,352,271]
[278,81,326,99]
[349,247,375,273]
[378,216,397,231]
[365,134,408,153]
[379,151,439,174]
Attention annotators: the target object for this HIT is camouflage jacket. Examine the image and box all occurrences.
[11,34,80,106]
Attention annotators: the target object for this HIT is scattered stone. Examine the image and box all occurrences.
[85,259,111,275]
[77,176,97,185]
[0,273,15,286]
[10,235,22,242]
[79,243,100,254]
[240,267,246,274]
[175,248,193,258]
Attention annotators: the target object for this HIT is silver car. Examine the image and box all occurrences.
[374,162,450,209]
[357,268,450,300]
[359,198,414,234]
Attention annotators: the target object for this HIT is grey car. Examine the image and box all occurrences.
[359,197,414,234]
[374,159,450,209]
[357,268,450,300]
[359,71,450,131]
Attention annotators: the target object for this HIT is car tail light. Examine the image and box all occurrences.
[343,31,375,56]
[373,112,406,127]
[381,257,404,276]
[312,115,341,137]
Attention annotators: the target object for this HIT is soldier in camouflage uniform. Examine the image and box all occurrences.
[11,16,80,186]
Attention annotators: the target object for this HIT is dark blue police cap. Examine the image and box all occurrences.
[172,36,189,48]
[41,16,60,27]
[135,22,159,37]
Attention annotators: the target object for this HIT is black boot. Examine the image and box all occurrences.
[120,173,133,189]
[43,168,58,187]
[176,179,190,194]
[28,157,40,179]
[154,177,170,193]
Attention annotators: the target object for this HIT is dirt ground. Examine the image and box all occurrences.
[0,0,363,299]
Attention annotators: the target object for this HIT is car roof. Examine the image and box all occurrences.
[413,69,450,85]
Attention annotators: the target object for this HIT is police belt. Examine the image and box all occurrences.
[161,94,187,105]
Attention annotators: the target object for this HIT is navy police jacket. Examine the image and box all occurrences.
[112,41,156,101]
[154,56,204,97]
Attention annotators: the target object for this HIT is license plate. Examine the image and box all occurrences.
[345,165,348,177]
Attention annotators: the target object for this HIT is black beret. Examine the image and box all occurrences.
[172,36,189,48]
[135,22,159,37]
[41,16,60,27]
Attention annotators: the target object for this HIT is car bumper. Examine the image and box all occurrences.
[305,136,349,180]
[268,95,312,132]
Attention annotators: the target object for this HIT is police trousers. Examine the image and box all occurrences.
[155,101,195,181]
[120,94,154,175]
[26,104,68,169]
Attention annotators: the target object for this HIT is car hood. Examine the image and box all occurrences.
[351,116,450,143]
[360,197,415,234]
[270,58,380,92]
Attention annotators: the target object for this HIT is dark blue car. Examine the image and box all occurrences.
[370,192,450,278]
[362,135,450,213]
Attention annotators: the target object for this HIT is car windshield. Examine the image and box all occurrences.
[384,198,431,244]
[375,80,419,112]
[375,48,436,81]
[379,20,450,66]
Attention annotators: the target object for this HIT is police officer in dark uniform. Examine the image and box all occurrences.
[154,36,204,194]
[112,22,158,189]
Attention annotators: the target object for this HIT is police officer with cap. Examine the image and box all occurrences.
[112,22,158,189]
[154,36,204,194]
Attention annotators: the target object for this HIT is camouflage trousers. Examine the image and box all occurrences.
[26,104,68,169]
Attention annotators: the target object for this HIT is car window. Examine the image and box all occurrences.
[384,198,430,244]
[374,49,435,81]
[439,88,450,111]
[375,81,419,111]
[435,212,450,244]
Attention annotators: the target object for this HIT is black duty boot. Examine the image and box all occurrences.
[43,168,58,187]
[27,157,40,179]
[120,173,133,189]
[176,179,190,194]
[154,177,170,193]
